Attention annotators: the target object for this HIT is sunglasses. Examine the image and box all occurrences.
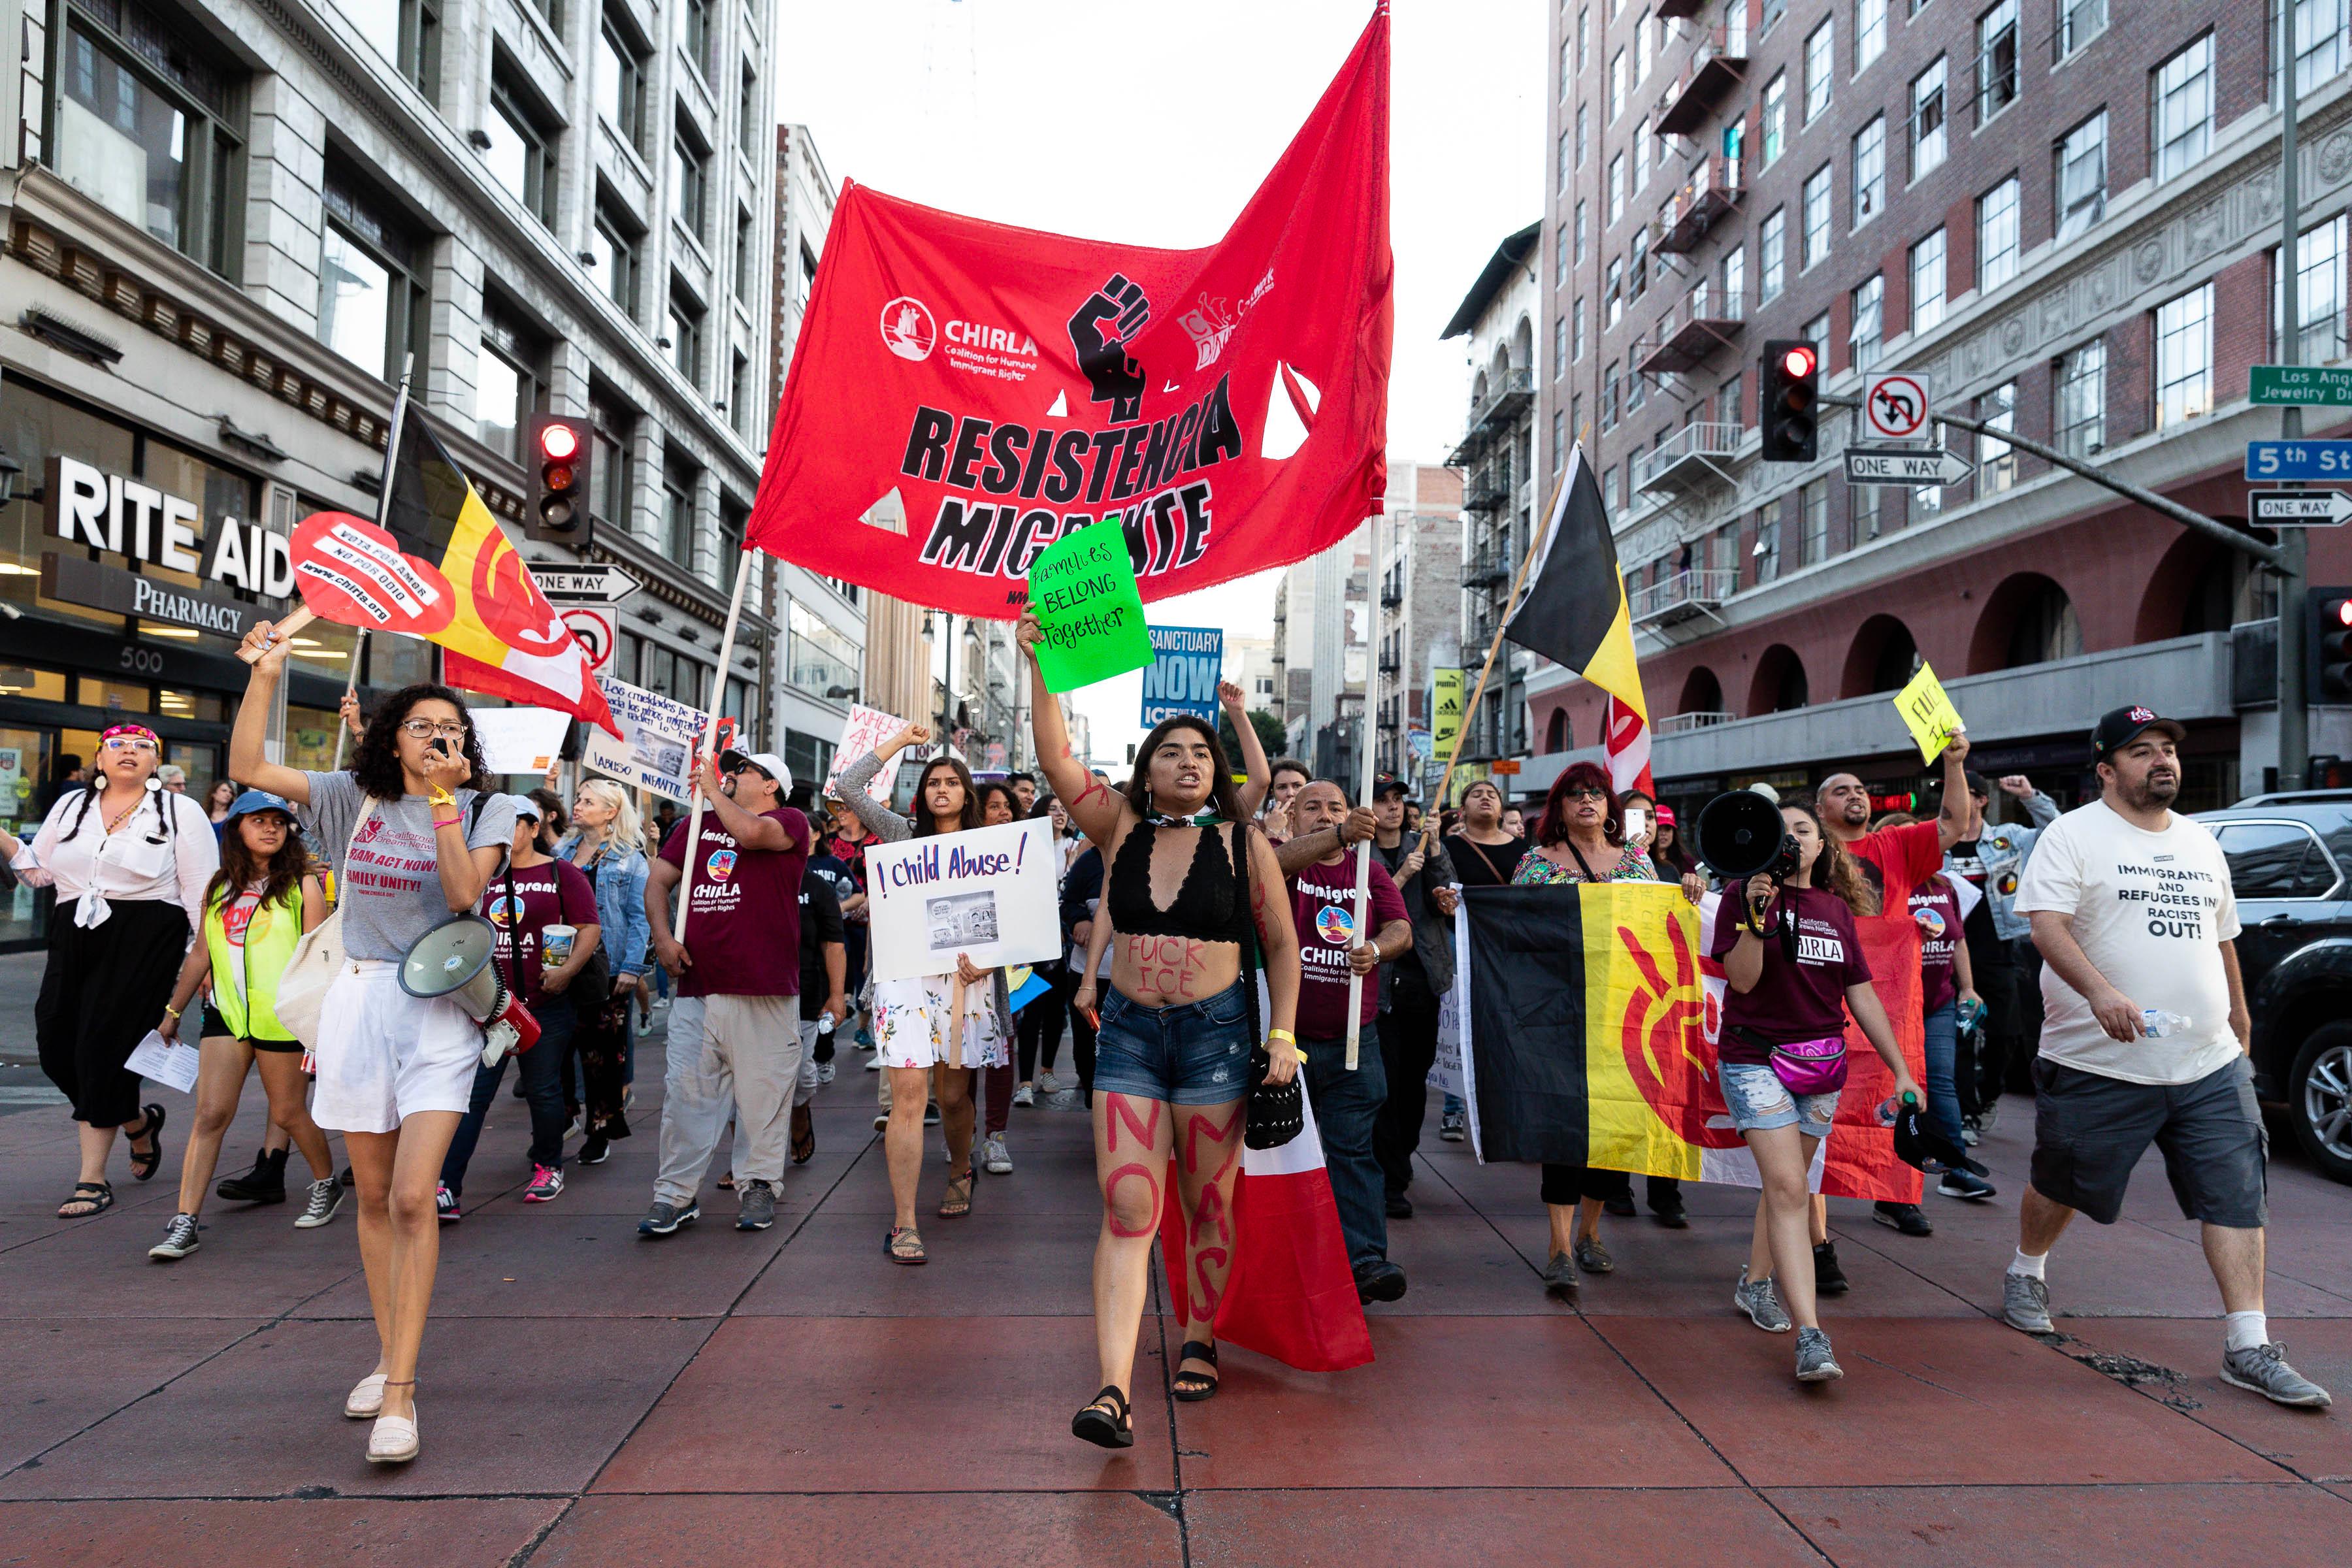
[1562,785,1610,801]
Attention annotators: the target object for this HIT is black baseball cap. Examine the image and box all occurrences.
[1372,774,1410,800]
[2089,704,2186,760]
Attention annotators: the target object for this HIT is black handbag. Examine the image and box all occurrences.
[1232,819,1304,1150]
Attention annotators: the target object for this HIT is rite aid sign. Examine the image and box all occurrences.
[45,456,295,600]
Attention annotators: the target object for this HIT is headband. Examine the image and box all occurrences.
[101,724,161,745]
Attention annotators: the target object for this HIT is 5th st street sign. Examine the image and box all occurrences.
[2249,489,2352,528]
[1844,446,1972,486]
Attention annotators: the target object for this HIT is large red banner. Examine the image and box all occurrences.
[747,9,1392,619]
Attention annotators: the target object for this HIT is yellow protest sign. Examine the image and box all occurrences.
[1893,662,1966,762]
[1431,668,1465,754]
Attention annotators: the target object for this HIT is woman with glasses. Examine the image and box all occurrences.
[1511,764,1672,1298]
[231,623,517,1467]
[3,724,218,1221]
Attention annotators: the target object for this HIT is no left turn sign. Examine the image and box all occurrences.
[1863,372,1932,441]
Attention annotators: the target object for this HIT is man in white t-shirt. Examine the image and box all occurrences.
[2006,705,2327,1407]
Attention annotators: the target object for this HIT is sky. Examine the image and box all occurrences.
[774,0,1544,762]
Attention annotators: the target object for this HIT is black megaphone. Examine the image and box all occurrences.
[1693,790,1801,883]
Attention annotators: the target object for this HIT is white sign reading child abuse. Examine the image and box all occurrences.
[864,817,1061,984]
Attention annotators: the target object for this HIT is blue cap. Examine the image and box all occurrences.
[507,792,543,822]
[223,789,297,823]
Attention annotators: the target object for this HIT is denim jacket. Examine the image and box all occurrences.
[553,833,652,975]
[1944,791,2059,942]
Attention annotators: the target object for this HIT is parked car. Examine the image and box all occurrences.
[2196,792,2352,1186]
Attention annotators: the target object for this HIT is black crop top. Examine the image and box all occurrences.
[1106,821,1254,947]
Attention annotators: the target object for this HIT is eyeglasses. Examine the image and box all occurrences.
[1562,785,1610,801]
[398,719,468,740]
[100,736,159,753]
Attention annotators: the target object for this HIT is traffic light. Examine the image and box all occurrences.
[2311,587,2352,702]
[525,414,591,543]
[1759,339,1818,463]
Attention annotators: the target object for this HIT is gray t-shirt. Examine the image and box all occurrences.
[301,770,517,961]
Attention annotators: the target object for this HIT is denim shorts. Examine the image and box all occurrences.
[1719,1060,1839,1140]
[1090,980,1255,1106]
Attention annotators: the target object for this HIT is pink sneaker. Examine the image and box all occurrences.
[522,1164,564,1203]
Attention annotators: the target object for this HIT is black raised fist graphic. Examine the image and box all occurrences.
[1066,274,1151,423]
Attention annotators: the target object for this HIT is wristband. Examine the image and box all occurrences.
[163,1004,182,1019]
[1267,1028,1296,1045]
[1294,1049,1310,1065]
[428,787,457,808]
[433,817,463,831]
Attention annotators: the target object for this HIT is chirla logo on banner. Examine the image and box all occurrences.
[864,818,1061,983]
[1139,625,1224,725]
[581,676,706,800]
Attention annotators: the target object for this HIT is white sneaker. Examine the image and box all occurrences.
[1013,1084,1036,1107]
[864,1053,883,1071]
[983,1133,1013,1174]
[817,1061,836,1083]
[1037,1071,1063,1094]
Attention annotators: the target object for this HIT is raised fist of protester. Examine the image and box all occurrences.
[339,690,365,739]
[1943,730,1971,765]
[1066,273,1151,422]
[884,721,932,756]
[1339,806,1377,845]
[1997,774,2034,798]
[1217,679,1246,714]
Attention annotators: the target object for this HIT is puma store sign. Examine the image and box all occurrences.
[44,455,295,599]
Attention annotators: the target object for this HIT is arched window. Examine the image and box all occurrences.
[1546,709,1567,751]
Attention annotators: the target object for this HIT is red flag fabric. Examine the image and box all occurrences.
[747,8,1392,619]
[1156,1080,1374,1374]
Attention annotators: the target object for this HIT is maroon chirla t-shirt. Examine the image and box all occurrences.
[1908,875,1961,1014]
[1708,884,1872,1064]
[658,806,811,998]
[1289,856,1409,1040]
[480,860,598,1009]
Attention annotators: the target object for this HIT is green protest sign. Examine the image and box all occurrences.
[1026,519,1155,693]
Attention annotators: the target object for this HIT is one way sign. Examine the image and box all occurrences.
[2248,489,2352,528]
[1844,446,1972,486]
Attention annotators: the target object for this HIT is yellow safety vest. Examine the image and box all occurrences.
[204,885,304,1042]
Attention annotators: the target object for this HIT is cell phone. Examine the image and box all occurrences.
[429,736,455,759]
[1622,806,1648,840]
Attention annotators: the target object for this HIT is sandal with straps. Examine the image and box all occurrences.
[1172,1339,1221,1402]
[127,1103,166,1182]
[938,1168,975,1218]
[1071,1384,1134,1449]
[885,1226,927,1265]
[57,1181,114,1219]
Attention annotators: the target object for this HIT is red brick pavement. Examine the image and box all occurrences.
[0,1022,2344,1565]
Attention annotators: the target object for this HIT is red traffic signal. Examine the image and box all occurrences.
[525,414,591,544]
[1759,338,1819,463]
[2310,589,2352,702]
[1780,344,1816,380]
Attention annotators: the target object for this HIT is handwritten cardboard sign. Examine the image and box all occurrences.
[863,817,1060,983]
[821,704,912,805]
[581,676,705,801]
[1026,518,1154,693]
[1894,662,1966,762]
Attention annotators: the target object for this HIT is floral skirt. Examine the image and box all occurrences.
[872,972,1008,1070]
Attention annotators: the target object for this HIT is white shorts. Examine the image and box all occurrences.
[310,962,481,1134]
[872,972,1007,1070]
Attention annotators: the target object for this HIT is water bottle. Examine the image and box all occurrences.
[1877,1088,1921,1127]
[2141,1009,2192,1039]
[1955,996,1987,1032]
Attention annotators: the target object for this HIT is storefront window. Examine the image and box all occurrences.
[0,382,139,628]
[76,676,152,713]
[368,630,436,688]
[284,705,344,774]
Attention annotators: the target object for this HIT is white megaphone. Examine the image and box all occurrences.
[399,913,540,1067]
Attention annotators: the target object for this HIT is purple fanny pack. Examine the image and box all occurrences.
[1768,1034,1849,1097]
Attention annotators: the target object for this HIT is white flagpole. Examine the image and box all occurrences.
[335,362,408,761]
[1342,506,1382,1070]
[671,547,757,945]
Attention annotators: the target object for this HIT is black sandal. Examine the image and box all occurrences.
[938,1168,974,1218]
[1071,1384,1133,1449]
[127,1103,165,1182]
[791,1111,816,1166]
[1172,1339,1220,1402]
[58,1181,114,1219]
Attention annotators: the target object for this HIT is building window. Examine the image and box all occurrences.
[1560,34,1571,99]
[1723,243,1746,310]
[595,10,647,150]
[1853,115,1886,223]
[2290,214,2349,364]
[476,294,547,461]
[673,123,708,241]
[1976,0,2019,123]
[2278,0,2347,96]
[1576,103,1589,166]
[682,0,711,81]
[1554,311,1568,373]
[1608,154,1625,224]
[1721,370,1744,427]
[1852,482,1882,541]
[2055,338,2105,457]
[738,66,760,157]
[789,600,861,700]
[1605,259,1624,327]
[1857,0,1888,70]
[1754,511,1781,582]
[1572,297,1587,360]
[2155,283,2213,429]
[2055,112,2107,242]
[1802,311,1832,359]
[1910,57,1946,180]
[1627,361,1647,413]
[1800,480,1829,564]
[589,197,640,316]
[730,350,752,436]
[484,71,557,229]
[1557,129,1571,193]
[1555,222,1569,287]
[318,167,427,384]
[1634,118,1651,193]
[1762,0,1788,33]
[668,284,705,384]
[343,0,440,99]
[1977,176,2020,290]
[1629,229,1650,299]
[663,461,698,563]
[1552,408,1567,469]
[1760,208,1787,301]
[1801,164,1833,269]
[1577,5,1590,69]
[1635,7,1653,82]
[54,0,243,276]
[2152,35,2213,183]
[1805,18,1834,123]
[1851,274,1884,370]
[2058,0,2106,59]
[1762,71,1788,167]
[589,390,636,528]
[1979,381,2017,491]
[1575,201,1588,262]
[1601,362,1620,430]
[735,204,758,302]
[1609,48,1625,120]
[1911,229,1947,332]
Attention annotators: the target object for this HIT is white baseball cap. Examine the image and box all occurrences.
[719,749,793,792]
